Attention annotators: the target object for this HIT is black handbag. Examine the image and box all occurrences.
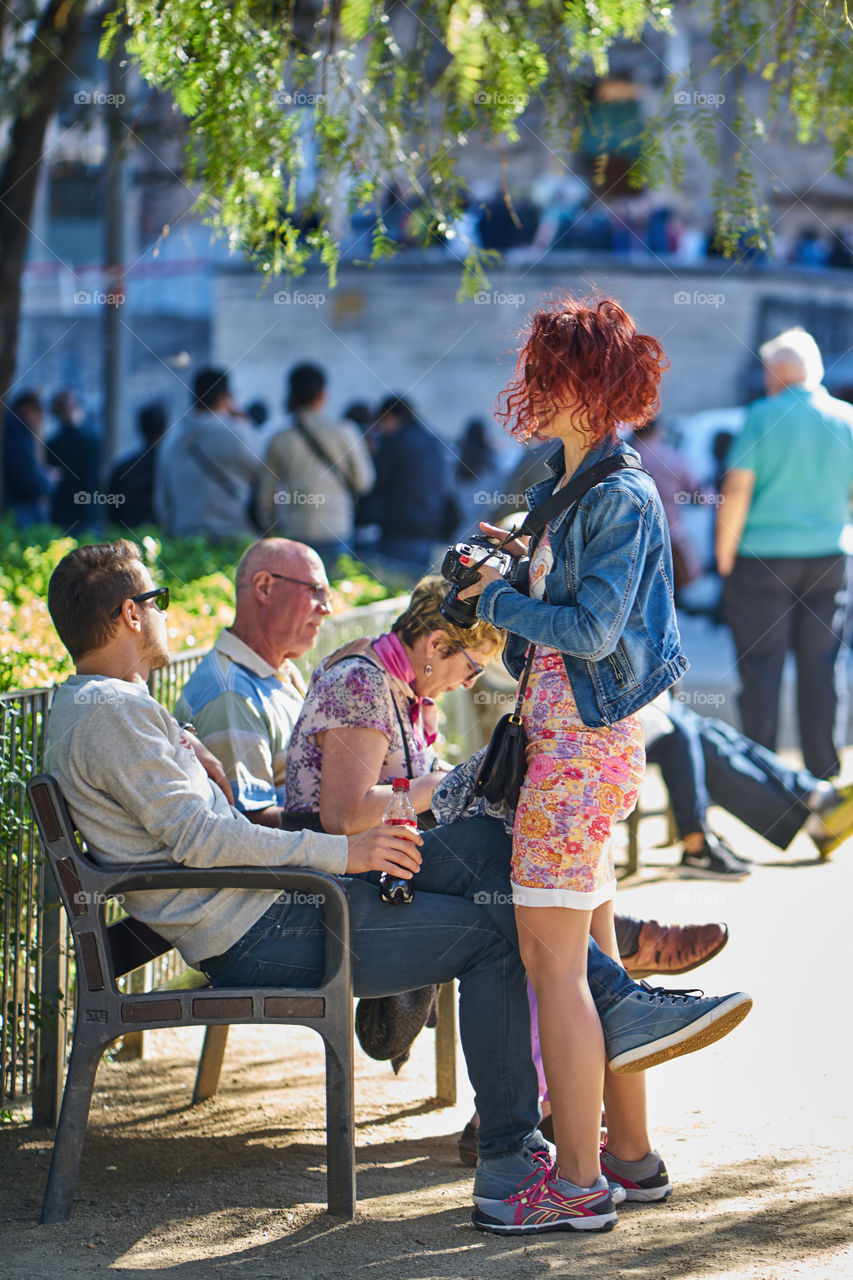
[473,453,646,809]
[474,643,536,809]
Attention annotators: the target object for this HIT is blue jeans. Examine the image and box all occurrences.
[647,700,818,850]
[211,817,636,1158]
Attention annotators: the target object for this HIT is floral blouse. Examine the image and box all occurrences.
[285,655,437,812]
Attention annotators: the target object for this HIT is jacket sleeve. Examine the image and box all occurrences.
[477,491,652,660]
[83,696,348,873]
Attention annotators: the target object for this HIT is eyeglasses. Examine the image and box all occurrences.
[453,644,485,680]
[265,572,332,606]
[111,586,170,619]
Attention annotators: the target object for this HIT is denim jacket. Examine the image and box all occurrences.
[477,435,688,727]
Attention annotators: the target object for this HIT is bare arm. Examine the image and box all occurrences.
[318,726,443,834]
[715,468,755,577]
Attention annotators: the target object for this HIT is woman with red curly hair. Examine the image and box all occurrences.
[460,295,689,1236]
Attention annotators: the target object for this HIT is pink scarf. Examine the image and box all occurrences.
[372,631,438,748]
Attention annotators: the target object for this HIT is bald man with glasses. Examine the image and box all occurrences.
[175,538,334,829]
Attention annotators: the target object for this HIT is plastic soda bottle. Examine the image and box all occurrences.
[379,777,417,904]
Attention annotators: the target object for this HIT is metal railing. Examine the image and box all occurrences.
[0,595,417,1119]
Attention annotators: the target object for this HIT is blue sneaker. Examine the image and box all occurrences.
[472,1131,555,1205]
[603,983,752,1074]
[473,1169,618,1235]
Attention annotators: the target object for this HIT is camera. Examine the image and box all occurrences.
[440,535,516,628]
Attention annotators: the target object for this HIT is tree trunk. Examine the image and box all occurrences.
[0,0,89,512]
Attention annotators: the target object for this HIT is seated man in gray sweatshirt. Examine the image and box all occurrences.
[43,540,752,1230]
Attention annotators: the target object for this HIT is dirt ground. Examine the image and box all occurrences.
[3,802,853,1280]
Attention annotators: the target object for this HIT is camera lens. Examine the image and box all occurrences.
[439,588,479,628]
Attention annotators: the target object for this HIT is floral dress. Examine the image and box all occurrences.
[511,528,646,908]
[285,655,436,813]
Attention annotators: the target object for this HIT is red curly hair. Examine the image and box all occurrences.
[497,294,668,442]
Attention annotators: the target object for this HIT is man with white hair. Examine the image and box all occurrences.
[716,327,853,778]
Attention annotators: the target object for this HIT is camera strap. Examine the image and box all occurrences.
[469,453,647,569]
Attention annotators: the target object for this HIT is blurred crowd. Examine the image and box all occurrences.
[342,180,853,270]
[1,364,511,574]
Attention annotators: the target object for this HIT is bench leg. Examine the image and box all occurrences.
[434,981,457,1105]
[41,1036,104,1224]
[323,1036,355,1218]
[193,1024,230,1103]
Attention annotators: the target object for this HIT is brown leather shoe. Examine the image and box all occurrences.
[623,919,728,979]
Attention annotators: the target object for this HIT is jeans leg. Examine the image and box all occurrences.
[415,818,637,1011]
[697,713,815,848]
[212,817,638,1156]
[646,711,710,838]
[724,557,794,751]
[793,555,849,778]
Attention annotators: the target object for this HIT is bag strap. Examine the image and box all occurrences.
[466,453,647,574]
[292,417,360,502]
[389,693,415,780]
[186,440,242,501]
[510,643,536,724]
[517,454,646,539]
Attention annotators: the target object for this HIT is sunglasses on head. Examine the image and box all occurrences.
[111,586,170,619]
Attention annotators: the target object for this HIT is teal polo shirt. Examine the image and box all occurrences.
[727,385,853,558]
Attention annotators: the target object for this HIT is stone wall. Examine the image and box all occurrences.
[213,258,853,443]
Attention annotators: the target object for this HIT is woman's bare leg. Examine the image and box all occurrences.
[592,898,652,1161]
[516,903,602,1187]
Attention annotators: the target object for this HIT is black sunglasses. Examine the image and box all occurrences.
[111,586,170,620]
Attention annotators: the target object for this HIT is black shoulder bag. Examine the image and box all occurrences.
[474,454,645,809]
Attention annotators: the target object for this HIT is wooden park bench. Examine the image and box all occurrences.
[27,774,457,1225]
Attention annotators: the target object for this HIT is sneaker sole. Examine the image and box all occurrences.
[607,992,753,1075]
[471,1209,618,1235]
[621,1182,673,1202]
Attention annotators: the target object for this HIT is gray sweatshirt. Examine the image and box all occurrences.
[44,675,348,966]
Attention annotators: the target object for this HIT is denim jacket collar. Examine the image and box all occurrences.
[525,435,637,533]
